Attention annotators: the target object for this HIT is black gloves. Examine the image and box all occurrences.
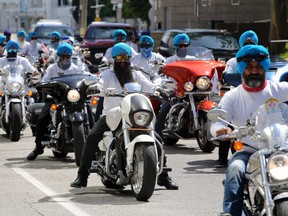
[156,87,170,101]
[86,85,100,95]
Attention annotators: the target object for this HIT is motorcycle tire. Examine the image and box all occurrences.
[274,199,288,215]
[196,112,216,153]
[72,122,85,167]
[52,150,68,158]
[131,143,157,201]
[10,103,22,142]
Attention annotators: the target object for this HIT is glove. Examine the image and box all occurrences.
[86,85,100,95]
[156,87,170,101]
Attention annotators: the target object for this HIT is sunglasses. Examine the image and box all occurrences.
[176,44,189,48]
[8,49,17,53]
[0,44,6,47]
[114,55,130,61]
[140,44,152,48]
[237,54,269,63]
[31,37,37,40]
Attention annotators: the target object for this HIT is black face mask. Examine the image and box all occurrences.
[7,51,17,58]
[58,59,72,70]
[114,61,134,87]
[176,48,188,58]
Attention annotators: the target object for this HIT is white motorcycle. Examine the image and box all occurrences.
[87,82,167,201]
[0,62,34,141]
[208,99,288,216]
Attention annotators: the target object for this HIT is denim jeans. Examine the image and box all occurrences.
[223,151,252,216]
[155,100,171,137]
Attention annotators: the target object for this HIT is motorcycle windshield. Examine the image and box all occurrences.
[2,63,26,82]
[251,100,288,150]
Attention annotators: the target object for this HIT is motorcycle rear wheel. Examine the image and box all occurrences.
[10,103,22,142]
[52,150,68,158]
[162,136,179,145]
[72,122,85,167]
[196,112,215,153]
[274,199,288,215]
[131,143,157,201]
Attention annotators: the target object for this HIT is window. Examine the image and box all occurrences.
[202,0,207,7]
[231,0,240,6]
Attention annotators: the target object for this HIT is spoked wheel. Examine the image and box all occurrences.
[196,113,215,153]
[131,143,157,201]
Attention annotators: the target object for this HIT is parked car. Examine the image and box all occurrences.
[158,29,239,61]
[31,19,74,45]
[80,22,138,65]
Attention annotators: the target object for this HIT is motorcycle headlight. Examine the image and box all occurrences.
[184,82,194,92]
[8,82,22,93]
[132,111,153,127]
[268,153,288,181]
[196,76,210,90]
[67,89,80,103]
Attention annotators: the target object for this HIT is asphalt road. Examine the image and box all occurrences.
[0,128,229,216]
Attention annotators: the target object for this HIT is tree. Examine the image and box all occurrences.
[269,0,288,54]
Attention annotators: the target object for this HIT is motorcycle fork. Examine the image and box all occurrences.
[188,94,199,131]
[258,150,274,216]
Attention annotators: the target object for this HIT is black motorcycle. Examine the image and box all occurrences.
[27,73,97,166]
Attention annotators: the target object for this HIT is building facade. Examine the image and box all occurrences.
[0,0,77,33]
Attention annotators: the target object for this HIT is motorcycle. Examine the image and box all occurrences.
[161,46,226,152]
[87,82,167,201]
[0,61,35,141]
[27,73,97,166]
[208,100,288,216]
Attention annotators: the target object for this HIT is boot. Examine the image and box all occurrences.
[214,159,228,168]
[157,172,179,190]
[27,146,44,161]
[70,175,88,188]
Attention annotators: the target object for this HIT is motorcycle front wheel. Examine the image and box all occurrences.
[274,199,288,215]
[131,143,157,201]
[72,122,85,166]
[10,103,22,142]
[196,112,215,153]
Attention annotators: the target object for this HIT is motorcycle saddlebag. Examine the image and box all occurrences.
[27,103,45,125]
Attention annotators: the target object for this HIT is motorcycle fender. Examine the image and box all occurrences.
[106,107,122,131]
[197,100,217,112]
[69,111,84,123]
[273,192,288,202]
[126,134,155,165]
[8,98,22,103]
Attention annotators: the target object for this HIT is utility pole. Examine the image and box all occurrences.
[80,0,87,37]
[91,0,105,21]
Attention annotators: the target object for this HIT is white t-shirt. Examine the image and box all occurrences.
[98,69,156,114]
[0,56,36,73]
[210,80,288,152]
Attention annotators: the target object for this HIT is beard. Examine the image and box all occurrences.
[242,73,266,88]
[114,61,134,87]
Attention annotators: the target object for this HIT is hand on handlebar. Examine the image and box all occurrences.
[215,127,233,141]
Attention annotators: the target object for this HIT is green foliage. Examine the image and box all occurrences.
[123,0,151,21]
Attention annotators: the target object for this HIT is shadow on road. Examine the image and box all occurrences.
[183,159,227,174]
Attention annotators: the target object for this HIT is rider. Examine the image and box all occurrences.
[16,30,30,51]
[70,42,178,190]
[19,32,43,60]
[26,43,84,161]
[216,30,259,168]
[0,35,7,58]
[131,35,165,80]
[210,44,288,216]
[3,29,11,42]
[102,29,138,65]
[0,40,38,74]
[47,31,62,50]
[155,33,191,138]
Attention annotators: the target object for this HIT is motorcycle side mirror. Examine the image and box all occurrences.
[207,108,227,122]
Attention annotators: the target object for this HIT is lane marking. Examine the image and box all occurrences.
[12,167,91,216]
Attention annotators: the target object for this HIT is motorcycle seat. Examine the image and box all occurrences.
[27,103,45,115]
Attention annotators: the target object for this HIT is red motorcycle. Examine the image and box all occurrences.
[161,46,225,152]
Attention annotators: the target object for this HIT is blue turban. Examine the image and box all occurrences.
[17,30,26,38]
[111,42,131,58]
[51,31,61,39]
[0,35,6,44]
[173,33,190,46]
[27,32,38,41]
[112,29,127,42]
[239,30,258,48]
[57,43,73,56]
[6,40,20,52]
[236,45,270,75]
[140,35,154,45]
